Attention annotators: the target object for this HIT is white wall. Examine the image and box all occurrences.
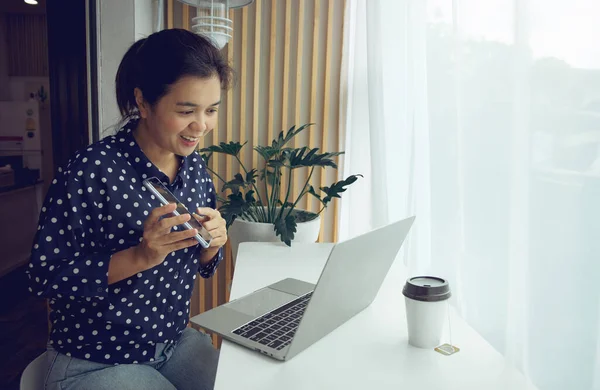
[134,0,155,40]
[97,0,155,138]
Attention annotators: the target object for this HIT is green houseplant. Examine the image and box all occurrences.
[200,123,362,246]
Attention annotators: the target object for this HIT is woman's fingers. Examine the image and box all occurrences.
[156,228,199,246]
[157,213,191,231]
[168,237,200,253]
[196,207,220,219]
[144,203,177,228]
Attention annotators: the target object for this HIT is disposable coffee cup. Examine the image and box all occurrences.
[402,276,451,348]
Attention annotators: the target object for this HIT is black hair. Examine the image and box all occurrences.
[115,28,234,121]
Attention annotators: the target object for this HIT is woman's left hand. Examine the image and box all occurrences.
[194,207,227,249]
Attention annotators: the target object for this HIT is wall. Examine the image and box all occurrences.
[96,0,154,135]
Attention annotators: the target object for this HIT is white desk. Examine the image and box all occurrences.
[212,242,538,390]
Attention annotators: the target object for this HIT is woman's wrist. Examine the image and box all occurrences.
[108,245,153,285]
[199,246,221,265]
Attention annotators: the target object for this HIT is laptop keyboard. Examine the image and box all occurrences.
[232,291,313,350]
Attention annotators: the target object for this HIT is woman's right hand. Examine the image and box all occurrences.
[135,203,199,267]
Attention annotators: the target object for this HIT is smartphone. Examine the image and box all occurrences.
[142,177,212,248]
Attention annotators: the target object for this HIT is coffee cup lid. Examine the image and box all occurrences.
[402,276,451,302]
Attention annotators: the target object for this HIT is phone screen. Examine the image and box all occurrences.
[145,178,212,244]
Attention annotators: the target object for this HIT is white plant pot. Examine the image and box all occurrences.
[227,207,321,264]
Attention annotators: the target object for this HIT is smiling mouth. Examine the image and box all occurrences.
[180,135,199,142]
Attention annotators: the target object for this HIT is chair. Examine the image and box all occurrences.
[20,352,47,390]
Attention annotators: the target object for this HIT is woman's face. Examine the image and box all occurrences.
[138,75,222,157]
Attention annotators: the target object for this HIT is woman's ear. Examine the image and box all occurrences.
[134,88,149,118]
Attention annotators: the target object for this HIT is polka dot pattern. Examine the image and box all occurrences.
[26,121,223,364]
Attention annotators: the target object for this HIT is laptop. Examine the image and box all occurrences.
[189,216,415,361]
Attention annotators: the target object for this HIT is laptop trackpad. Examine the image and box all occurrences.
[225,288,297,318]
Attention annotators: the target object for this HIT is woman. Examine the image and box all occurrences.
[26,28,232,390]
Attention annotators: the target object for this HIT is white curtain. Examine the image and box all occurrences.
[338,1,600,389]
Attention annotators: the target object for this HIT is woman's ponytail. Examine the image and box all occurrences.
[115,38,147,121]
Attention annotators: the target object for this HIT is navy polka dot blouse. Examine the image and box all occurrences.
[26,120,223,364]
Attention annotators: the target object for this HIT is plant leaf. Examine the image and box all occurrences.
[201,141,247,157]
[254,145,279,161]
[245,189,256,203]
[321,174,363,206]
[286,147,344,169]
[274,213,297,246]
[221,169,258,194]
[221,173,245,194]
[272,123,314,150]
[294,210,319,223]
[218,191,256,229]
[275,199,295,208]
[306,185,322,202]
[267,159,286,169]
[245,169,258,184]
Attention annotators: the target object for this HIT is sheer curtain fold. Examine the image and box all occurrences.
[339,1,600,389]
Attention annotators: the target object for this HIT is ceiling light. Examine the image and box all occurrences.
[176,0,253,49]
[24,0,38,5]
